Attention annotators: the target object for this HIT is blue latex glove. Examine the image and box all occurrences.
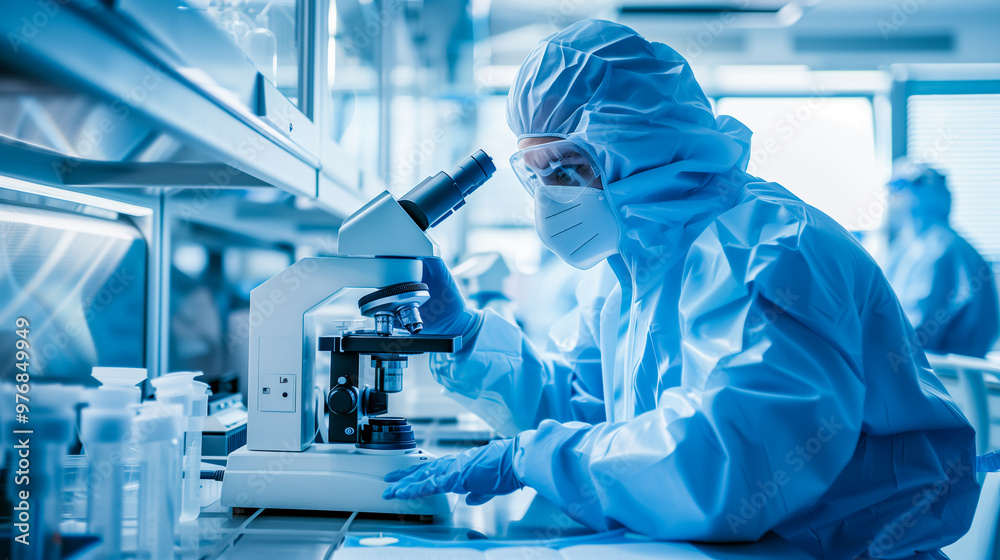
[383,439,522,505]
[417,257,483,339]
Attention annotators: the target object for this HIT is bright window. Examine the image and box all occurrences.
[716,97,882,231]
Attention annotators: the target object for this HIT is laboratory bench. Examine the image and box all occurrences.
[23,417,815,559]
[176,434,814,560]
[181,489,814,560]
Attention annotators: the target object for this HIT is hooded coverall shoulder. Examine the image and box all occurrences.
[432,19,979,558]
[885,163,1000,357]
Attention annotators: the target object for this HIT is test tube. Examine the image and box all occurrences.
[133,402,183,560]
[179,384,208,522]
[81,387,136,559]
[150,372,208,522]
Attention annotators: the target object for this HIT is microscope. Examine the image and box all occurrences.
[221,151,495,516]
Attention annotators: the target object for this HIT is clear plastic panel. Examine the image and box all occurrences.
[200,0,301,106]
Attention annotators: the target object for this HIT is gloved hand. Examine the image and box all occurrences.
[417,257,483,339]
[383,438,522,505]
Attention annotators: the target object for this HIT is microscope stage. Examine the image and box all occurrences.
[221,444,455,517]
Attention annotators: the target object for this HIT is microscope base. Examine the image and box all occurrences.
[220,443,455,516]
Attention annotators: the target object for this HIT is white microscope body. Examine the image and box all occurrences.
[221,151,495,516]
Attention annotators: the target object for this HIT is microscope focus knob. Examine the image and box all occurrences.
[328,386,358,415]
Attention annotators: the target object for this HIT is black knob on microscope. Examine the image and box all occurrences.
[328,386,358,415]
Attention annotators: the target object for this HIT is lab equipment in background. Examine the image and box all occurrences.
[80,386,135,560]
[92,366,147,404]
[150,372,210,522]
[202,393,248,457]
[133,402,183,560]
[221,150,495,515]
[201,0,296,100]
[925,353,1000,456]
[8,384,80,560]
[452,253,518,325]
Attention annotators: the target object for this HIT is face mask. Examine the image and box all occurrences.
[534,187,621,270]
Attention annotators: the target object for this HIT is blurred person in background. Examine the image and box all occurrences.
[884,159,1000,358]
[453,252,520,327]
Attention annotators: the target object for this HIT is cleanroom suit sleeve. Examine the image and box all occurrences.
[430,303,608,435]
[511,238,867,541]
[901,243,968,349]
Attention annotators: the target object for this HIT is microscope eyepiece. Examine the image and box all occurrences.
[399,149,496,230]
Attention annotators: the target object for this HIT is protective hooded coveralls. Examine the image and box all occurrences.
[387,20,980,559]
[884,161,1000,358]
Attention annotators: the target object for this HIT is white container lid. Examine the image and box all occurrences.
[92,367,146,404]
[92,367,147,387]
[132,402,183,442]
[151,371,205,417]
[188,381,210,418]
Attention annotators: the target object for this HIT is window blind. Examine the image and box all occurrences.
[906,93,1000,261]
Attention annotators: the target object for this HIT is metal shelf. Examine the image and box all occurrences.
[0,0,367,218]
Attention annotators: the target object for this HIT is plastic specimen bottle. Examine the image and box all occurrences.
[150,372,209,522]
[81,386,136,559]
[133,402,183,560]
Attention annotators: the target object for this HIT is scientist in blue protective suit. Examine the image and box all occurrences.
[383,19,980,559]
[883,159,1000,358]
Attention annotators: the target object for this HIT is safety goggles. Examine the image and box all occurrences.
[509,140,603,203]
